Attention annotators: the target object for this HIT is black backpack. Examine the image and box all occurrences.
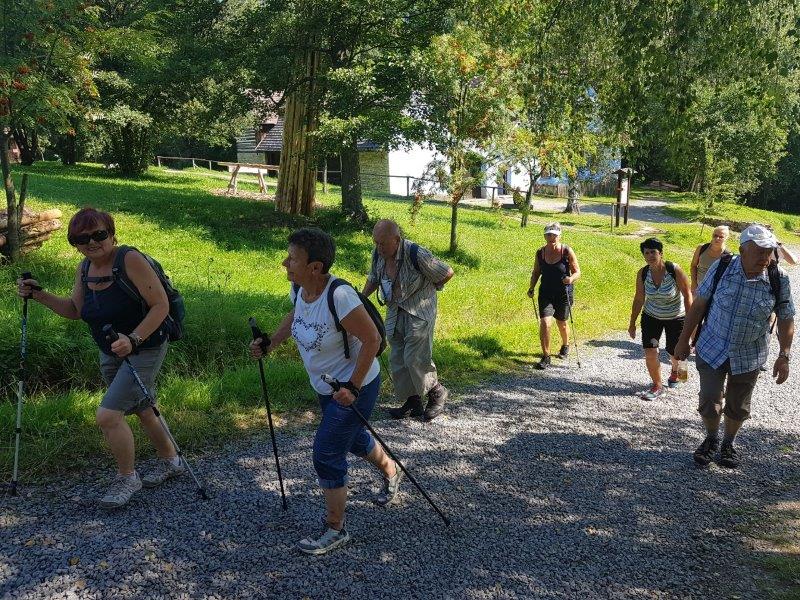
[694,254,785,343]
[371,243,421,307]
[292,279,387,359]
[82,245,186,341]
[698,242,733,258]
[641,261,676,283]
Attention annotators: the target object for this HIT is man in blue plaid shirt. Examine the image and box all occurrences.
[676,225,795,468]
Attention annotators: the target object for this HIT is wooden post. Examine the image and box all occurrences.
[323,159,328,194]
[257,169,267,194]
[208,159,212,170]
[192,158,197,168]
[406,176,410,198]
[491,187,496,205]
[227,165,240,195]
[157,156,161,167]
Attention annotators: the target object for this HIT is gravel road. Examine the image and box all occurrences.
[2,274,798,599]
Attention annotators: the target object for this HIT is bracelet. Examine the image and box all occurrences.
[343,381,361,397]
[778,351,790,361]
[128,332,144,349]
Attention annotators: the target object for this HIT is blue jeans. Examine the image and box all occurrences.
[313,375,380,489]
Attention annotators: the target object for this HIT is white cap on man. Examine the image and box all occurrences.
[544,222,562,235]
[739,224,779,249]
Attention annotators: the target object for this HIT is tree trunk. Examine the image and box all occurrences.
[564,177,581,213]
[11,127,38,166]
[276,47,322,216]
[449,195,461,253]
[1,131,23,262]
[340,135,366,221]
[521,180,535,227]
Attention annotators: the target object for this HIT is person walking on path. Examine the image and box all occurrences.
[675,225,795,469]
[17,208,183,509]
[690,225,731,293]
[362,219,454,421]
[250,227,401,555]
[527,222,581,370]
[628,237,693,400]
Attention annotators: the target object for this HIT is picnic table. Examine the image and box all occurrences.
[217,162,280,195]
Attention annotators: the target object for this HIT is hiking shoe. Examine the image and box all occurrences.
[374,461,404,506]
[535,355,552,370]
[424,384,448,421]
[556,345,569,359]
[297,524,350,555]
[719,441,740,469]
[667,371,679,388]
[99,473,142,509]
[639,386,664,401]
[388,395,424,419]
[693,436,719,466]
[142,457,186,488]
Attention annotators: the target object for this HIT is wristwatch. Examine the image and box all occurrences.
[778,350,790,361]
[343,381,361,397]
[128,332,144,349]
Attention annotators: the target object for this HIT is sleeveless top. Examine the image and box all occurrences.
[697,246,727,285]
[81,274,166,355]
[538,245,571,296]
[643,267,685,320]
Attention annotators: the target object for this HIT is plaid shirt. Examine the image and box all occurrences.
[367,239,451,336]
[696,256,795,374]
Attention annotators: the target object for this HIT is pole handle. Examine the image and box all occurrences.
[103,324,119,343]
[248,317,271,352]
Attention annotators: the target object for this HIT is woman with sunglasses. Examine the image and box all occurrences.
[17,207,183,509]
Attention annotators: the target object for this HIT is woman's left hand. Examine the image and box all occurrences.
[111,334,133,358]
[333,388,357,407]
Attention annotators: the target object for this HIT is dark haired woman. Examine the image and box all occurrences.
[17,208,183,508]
[250,227,401,555]
[628,238,693,400]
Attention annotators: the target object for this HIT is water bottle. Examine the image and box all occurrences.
[677,359,689,382]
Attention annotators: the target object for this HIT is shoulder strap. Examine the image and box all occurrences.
[291,283,300,306]
[710,254,733,296]
[111,245,144,305]
[80,257,91,283]
[327,279,352,359]
[767,262,786,306]
[665,261,676,278]
[640,265,649,283]
[409,243,421,272]
[699,242,710,255]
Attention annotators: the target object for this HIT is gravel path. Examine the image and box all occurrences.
[2,283,798,599]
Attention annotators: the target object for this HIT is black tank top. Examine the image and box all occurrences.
[81,278,166,355]
[538,245,571,295]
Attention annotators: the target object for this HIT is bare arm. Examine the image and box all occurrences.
[439,267,455,287]
[628,269,645,338]
[125,251,169,341]
[19,265,84,320]
[564,248,581,285]
[362,280,378,297]
[690,246,701,292]
[674,296,708,360]
[774,317,794,384]
[674,265,693,312]
[528,255,541,295]
[339,305,381,389]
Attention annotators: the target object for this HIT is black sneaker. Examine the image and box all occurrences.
[693,436,719,466]
[388,395,424,419]
[556,345,569,359]
[424,384,448,421]
[535,355,551,370]
[719,441,739,469]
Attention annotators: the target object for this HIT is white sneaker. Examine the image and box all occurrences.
[297,523,350,555]
[99,473,142,509]
[142,457,186,488]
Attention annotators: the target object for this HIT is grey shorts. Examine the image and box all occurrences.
[99,342,169,415]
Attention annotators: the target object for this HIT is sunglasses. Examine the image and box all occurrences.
[68,229,110,246]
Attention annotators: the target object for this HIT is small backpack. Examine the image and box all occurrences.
[640,261,676,283]
[694,254,785,343]
[82,245,186,341]
[292,279,387,359]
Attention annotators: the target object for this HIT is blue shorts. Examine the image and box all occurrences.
[313,374,381,489]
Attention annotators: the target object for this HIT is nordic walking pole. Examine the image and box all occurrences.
[565,287,582,368]
[102,325,210,500]
[248,317,288,511]
[7,272,38,496]
[321,374,451,526]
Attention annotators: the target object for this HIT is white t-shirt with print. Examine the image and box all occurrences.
[290,276,380,394]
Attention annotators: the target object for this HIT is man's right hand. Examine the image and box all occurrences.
[249,337,271,359]
[674,338,691,361]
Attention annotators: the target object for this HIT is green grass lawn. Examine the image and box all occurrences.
[1,162,797,477]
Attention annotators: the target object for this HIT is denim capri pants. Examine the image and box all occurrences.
[313,374,381,489]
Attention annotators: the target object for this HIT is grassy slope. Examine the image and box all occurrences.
[1,163,797,477]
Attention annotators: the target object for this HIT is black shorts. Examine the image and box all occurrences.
[641,312,684,356]
[538,290,570,321]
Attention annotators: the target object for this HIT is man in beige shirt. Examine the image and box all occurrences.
[362,220,454,421]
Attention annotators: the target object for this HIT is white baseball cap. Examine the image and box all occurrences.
[543,222,562,235]
[739,224,779,249]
